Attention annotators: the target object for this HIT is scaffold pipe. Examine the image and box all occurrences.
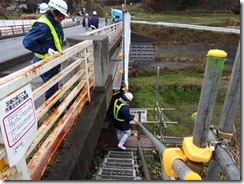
[135,138,151,180]
[205,42,240,180]
[137,123,201,180]
[193,49,227,147]
[218,41,240,134]
[207,130,240,180]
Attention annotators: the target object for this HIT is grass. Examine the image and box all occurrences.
[92,5,240,180]
[105,3,240,27]
[128,66,240,180]
[128,67,239,138]
[131,12,239,25]
[131,24,240,46]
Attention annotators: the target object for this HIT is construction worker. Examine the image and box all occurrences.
[39,2,49,14]
[90,11,99,30]
[82,13,91,31]
[22,0,68,101]
[105,13,108,26]
[113,92,138,150]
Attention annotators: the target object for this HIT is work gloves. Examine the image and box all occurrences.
[134,118,139,123]
[48,48,58,56]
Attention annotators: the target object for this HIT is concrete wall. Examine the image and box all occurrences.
[42,34,120,180]
[43,76,112,180]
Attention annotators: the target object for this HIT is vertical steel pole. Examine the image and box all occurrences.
[206,42,240,180]
[218,41,240,133]
[189,49,226,175]
[122,1,126,87]
[193,49,227,147]
[135,138,151,180]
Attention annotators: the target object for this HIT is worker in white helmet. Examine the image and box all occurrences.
[82,13,91,31]
[23,0,69,103]
[90,10,99,30]
[39,3,49,14]
[113,92,138,150]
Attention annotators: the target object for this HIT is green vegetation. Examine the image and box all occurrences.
[131,12,239,26]
[89,5,240,180]
[128,67,239,138]
[131,24,240,46]
[128,65,240,179]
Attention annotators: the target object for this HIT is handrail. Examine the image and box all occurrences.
[0,22,122,180]
[0,39,95,180]
[0,19,79,37]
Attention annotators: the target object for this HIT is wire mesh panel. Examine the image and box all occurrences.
[95,150,141,180]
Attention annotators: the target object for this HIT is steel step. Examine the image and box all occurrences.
[94,150,141,180]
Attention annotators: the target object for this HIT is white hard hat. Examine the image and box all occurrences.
[40,3,49,14]
[123,92,133,102]
[85,13,89,16]
[48,0,69,17]
[93,11,97,15]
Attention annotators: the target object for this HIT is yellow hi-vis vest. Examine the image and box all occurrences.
[113,99,125,122]
[31,15,62,59]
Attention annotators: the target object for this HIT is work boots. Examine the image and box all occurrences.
[118,134,128,150]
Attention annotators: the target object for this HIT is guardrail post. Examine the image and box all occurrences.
[16,157,30,180]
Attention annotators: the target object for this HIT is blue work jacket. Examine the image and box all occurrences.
[113,99,135,131]
[90,15,99,29]
[22,14,64,63]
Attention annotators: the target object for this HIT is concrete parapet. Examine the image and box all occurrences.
[67,35,109,87]
[42,76,113,180]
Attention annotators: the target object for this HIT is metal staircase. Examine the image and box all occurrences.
[95,150,141,180]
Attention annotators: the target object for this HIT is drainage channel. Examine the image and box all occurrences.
[94,150,141,180]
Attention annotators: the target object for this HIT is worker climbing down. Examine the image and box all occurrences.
[113,92,138,150]
[22,0,68,101]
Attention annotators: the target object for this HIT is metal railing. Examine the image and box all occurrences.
[0,22,122,180]
[0,19,79,37]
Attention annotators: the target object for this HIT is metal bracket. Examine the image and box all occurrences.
[207,139,229,151]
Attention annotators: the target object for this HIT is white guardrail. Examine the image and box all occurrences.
[0,19,79,36]
[0,22,122,180]
[131,20,240,34]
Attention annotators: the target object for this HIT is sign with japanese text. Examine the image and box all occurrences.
[0,84,37,167]
[130,108,147,122]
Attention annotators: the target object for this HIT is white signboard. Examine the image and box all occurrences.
[0,84,37,167]
[130,108,147,122]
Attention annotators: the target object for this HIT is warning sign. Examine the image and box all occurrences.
[0,84,37,167]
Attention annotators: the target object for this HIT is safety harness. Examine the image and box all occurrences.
[113,99,125,122]
[31,15,62,59]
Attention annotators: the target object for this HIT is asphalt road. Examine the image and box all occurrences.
[0,19,105,71]
[0,22,105,109]
[0,24,87,69]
